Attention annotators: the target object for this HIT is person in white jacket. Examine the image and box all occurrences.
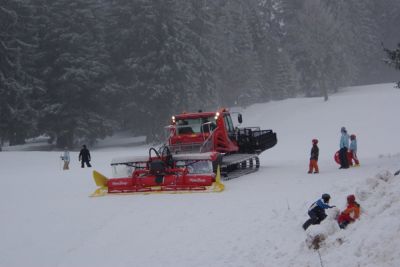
[61,147,70,170]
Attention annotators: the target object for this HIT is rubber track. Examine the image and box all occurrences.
[221,154,260,181]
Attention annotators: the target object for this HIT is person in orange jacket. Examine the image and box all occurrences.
[308,139,319,174]
[337,194,360,229]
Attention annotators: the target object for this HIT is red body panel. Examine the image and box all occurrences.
[169,108,239,153]
[172,134,210,145]
[107,170,214,194]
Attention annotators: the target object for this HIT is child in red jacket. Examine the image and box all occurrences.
[337,194,361,229]
[308,139,319,174]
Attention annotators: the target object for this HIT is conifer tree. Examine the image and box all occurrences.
[384,43,400,70]
[105,0,218,142]
[384,43,400,87]
[34,0,114,147]
[0,0,38,145]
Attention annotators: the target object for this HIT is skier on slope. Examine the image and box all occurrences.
[303,193,336,230]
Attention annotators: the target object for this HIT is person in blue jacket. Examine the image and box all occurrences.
[302,193,336,230]
[339,127,350,169]
[349,134,360,166]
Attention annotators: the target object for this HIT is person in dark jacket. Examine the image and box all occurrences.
[308,139,319,174]
[79,145,91,168]
[302,193,335,230]
[339,127,350,169]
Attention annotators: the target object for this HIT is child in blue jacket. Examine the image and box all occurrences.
[349,134,360,166]
[303,194,336,230]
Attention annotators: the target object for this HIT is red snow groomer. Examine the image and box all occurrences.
[90,108,276,196]
[91,146,224,197]
[167,108,277,179]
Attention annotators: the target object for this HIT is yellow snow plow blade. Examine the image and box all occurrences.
[93,170,108,186]
[90,170,108,197]
[213,165,224,192]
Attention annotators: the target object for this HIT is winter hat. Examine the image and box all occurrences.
[322,193,331,203]
[347,194,356,203]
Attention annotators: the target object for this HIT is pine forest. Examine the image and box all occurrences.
[1,0,399,147]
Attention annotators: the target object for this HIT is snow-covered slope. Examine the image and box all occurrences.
[1,83,400,267]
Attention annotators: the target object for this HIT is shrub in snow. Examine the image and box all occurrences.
[305,211,340,250]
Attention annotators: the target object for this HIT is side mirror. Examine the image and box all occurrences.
[238,113,243,124]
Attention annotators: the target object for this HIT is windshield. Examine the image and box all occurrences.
[176,117,216,135]
[112,162,147,177]
[176,160,213,174]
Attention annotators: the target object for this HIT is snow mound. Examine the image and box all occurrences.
[309,170,400,267]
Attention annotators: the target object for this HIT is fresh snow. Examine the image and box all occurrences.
[1,83,400,267]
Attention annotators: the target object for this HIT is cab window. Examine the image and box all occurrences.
[224,114,235,133]
[176,117,216,135]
